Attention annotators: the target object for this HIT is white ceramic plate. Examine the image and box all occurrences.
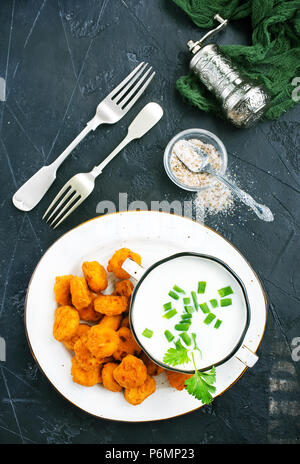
[25,211,267,422]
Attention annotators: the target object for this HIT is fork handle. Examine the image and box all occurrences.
[12,122,96,211]
[90,135,132,178]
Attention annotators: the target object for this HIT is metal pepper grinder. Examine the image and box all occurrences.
[188,14,270,128]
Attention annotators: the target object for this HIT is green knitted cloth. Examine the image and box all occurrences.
[173,0,300,120]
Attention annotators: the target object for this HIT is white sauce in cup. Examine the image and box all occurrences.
[131,255,248,372]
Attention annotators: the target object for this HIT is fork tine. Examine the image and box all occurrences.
[118,66,153,108]
[42,183,72,220]
[52,196,86,229]
[114,63,149,103]
[107,62,145,100]
[122,71,156,111]
[45,188,76,223]
[49,193,81,227]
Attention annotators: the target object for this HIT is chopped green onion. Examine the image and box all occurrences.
[214,319,222,329]
[197,281,206,294]
[191,333,202,357]
[142,328,153,338]
[163,309,177,319]
[204,313,216,325]
[180,319,191,325]
[179,332,192,346]
[218,286,233,297]
[181,313,192,319]
[191,291,198,311]
[210,299,218,308]
[168,290,179,300]
[174,323,190,331]
[184,305,194,314]
[164,330,174,342]
[199,302,210,314]
[173,285,185,294]
[163,302,172,311]
[220,298,232,307]
[183,297,190,304]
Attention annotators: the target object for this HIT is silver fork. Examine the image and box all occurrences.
[12,62,155,212]
[43,102,163,229]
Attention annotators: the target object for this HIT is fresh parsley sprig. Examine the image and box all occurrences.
[185,352,216,405]
[163,339,190,366]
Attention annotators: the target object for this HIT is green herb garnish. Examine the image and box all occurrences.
[184,353,216,405]
[183,297,191,305]
[204,313,216,324]
[184,305,194,314]
[218,286,233,297]
[163,309,177,319]
[174,323,190,331]
[191,291,198,311]
[163,339,190,366]
[209,299,218,308]
[173,285,185,294]
[179,332,192,346]
[199,302,210,314]
[142,328,153,338]
[163,302,172,311]
[197,281,206,294]
[214,319,222,329]
[168,290,179,300]
[220,298,232,307]
[191,333,202,357]
[164,330,174,342]
[181,313,192,320]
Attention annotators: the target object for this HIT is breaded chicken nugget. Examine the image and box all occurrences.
[86,326,120,359]
[124,375,156,405]
[107,248,141,280]
[166,371,192,391]
[77,292,102,323]
[70,276,92,310]
[94,294,128,316]
[54,275,73,306]
[82,261,108,293]
[98,314,122,331]
[113,327,141,361]
[115,280,134,298]
[74,336,102,371]
[140,352,164,376]
[71,357,101,387]
[120,315,130,328]
[63,323,90,351]
[113,354,147,389]
[53,305,79,342]
[102,362,122,392]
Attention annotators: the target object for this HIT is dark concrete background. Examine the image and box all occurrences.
[0,0,299,444]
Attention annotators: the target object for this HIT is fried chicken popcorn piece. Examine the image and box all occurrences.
[70,276,92,310]
[71,357,102,387]
[115,279,134,298]
[93,295,128,316]
[82,261,108,293]
[140,352,164,376]
[124,375,156,405]
[113,327,141,361]
[102,362,123,392]
[54,275,73,306]
[113,354,147,389]
[86,326,120,359]
[76,293,102,323]
[166,371,192,391]
[53,305,80,342]
[73,337,102,371]
[120,315,130,328]
[98,314,122,331]
[107,248,142,280]
[63,323,90,351]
